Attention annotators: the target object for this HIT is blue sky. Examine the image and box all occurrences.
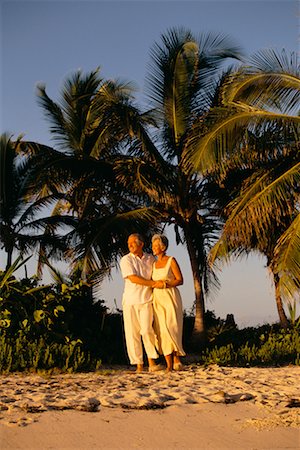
[1,0,299,326]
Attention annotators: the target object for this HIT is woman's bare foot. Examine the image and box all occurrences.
[173,355,181,364]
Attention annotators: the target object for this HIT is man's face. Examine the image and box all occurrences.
[127,236,144,256]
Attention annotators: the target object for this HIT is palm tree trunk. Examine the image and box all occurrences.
[6,246,13,270]
[273,273,289,328]
[184,230,206,343]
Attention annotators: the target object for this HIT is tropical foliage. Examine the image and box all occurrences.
[188,50,300,326]
[1,28,299,356]
[0,258,107,344]
[0,133,69,270]
[19,69,161,281]
[114,28,243,340]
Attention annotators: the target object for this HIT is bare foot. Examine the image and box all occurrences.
[173,355,181,364]
[148,364,165,372]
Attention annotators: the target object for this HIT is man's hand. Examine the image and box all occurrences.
[153,280,165,289]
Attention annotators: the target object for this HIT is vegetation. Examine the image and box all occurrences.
[204,50,300,328]
[17,71,161,281]
[0,27,299,369]
[199,324,300,367]
[0,332,102,374]
[114,28,243,341]
[0,269,299,372]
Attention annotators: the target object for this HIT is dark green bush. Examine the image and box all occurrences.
[0,264,109,372]
[0,267,107,347]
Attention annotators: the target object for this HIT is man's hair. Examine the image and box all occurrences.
[151,234,169,251]
[128,233,144,245]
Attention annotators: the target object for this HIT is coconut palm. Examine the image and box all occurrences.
[114,27,242,341]
[189,50,300,324]
[209,141,298,327]
[0,134,68,269]
[20,69,161,280]
[0,133,30,268]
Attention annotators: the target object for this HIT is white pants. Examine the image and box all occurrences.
[123,302,159,365]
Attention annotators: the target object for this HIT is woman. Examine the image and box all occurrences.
[151,234,186,371]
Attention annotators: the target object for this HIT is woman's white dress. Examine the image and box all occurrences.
[152,257,185,356]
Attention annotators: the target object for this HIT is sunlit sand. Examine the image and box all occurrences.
[0,365,299,449]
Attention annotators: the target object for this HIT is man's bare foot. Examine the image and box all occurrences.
[136,364,144,373]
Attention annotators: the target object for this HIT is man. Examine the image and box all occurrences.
[120,233,163,372]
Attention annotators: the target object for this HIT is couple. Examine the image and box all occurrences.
[120,233,185,373]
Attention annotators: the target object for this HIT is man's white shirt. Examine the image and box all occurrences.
[120,252,155,305]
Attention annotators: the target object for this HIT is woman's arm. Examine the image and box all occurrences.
[166,258,183,288]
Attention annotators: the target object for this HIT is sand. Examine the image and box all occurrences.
[0,364,299,449]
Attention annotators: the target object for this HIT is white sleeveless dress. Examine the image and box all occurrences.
[152,257,185,356]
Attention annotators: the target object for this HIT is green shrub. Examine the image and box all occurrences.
[0,331,102,373]
[198,327,300,366]
[1,262,299,372]
[0,263,107,349]
[0,260,110,371]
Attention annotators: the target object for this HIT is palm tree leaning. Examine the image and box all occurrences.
[189,49,300,326]
[114,27,242,342]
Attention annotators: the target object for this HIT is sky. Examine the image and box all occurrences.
[1,0,299,327]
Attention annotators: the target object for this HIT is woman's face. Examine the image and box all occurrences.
[152,239,164,256]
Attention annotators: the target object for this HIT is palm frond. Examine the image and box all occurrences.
[40,257,68,284]
[222,71,300,114]
[69,207,162,277]
[0,255,32,287]
[38,69,104,153]
[186,108,300,174]
[37,85,70,150]
[272,213,300,299]
[249,49,299,76]
[220,50,300,114]
[210,160,299,264]
[0,134,29,223]
[114,155,176,208]
[229,161,299,226]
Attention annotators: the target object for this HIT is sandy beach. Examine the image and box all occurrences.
[0,364,299,449]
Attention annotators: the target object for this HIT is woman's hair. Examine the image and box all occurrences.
[152,234,169,251]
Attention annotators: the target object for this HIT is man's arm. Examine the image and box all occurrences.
[127,275,164,288]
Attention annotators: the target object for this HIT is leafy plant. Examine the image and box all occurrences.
[0,258,107,349]
[0,331,102,374]
[199,327,300,366]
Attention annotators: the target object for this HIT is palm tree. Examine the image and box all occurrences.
[209,149,298,327]
[189,50,300,324]
[114,27,242,341]
[0,134,68,270]
[0,133,27,268]
[0,133,72,270]
[20,69,161,281]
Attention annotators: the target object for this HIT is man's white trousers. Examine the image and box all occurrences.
[123,302,159,365]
